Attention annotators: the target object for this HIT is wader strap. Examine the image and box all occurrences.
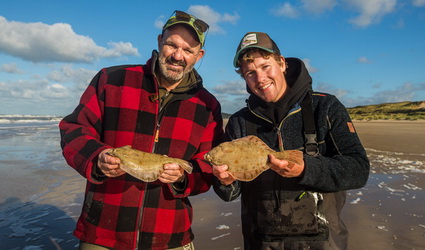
[245,116,258,136]
[300,94,319,156]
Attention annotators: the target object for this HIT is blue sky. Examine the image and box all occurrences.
[1,0,424,116]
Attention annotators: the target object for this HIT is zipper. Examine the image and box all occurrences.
[247,103,301,152]
[276,127,284,151]
[152,90,170,151]
[136,89,171,248]
[134,187,143,250]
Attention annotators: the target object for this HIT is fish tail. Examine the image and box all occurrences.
[275,150,304,165]
[180,161,193,174]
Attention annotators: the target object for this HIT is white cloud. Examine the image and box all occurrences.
[273,0,336,18]
[0,76,83,115]
[302,58,319,73]
[357,56,373,63]
[213,80,248,95]
[212,80,249,113]
[316,81,425,107]
[0,77,79,115]
[0,16,139,63]
[343,0,397,27]
[1,63,24,74]
[46,65,97,90]
[314,82,350,100]
[301,0,337,14]
[187,5,240,34]
[412,0,425,7]
[0,64,100,115]
[42,83,69,99]
[154,7,239,34]
[272,0,409,27]
[272,2,300,18]
[154,15,166,29]
[102,42,140,58]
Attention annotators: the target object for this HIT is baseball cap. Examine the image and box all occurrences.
[233,32,281,67]
[162,10,209,47]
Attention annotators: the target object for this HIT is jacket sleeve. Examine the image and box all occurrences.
[300,96,370,192]
[170,94,225,198]
[212,116,243,201]
[59,69,111,184]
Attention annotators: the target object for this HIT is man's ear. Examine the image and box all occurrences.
[195,49,205,63]
[279,56,286,73]
[157,34,163,47]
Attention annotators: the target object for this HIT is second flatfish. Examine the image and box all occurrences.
[204,135,303,181]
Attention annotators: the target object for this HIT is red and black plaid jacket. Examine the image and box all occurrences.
[59,53,224,249]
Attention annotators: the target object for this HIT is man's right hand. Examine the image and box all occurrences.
[97,149,126,178]
[212,165,236,186]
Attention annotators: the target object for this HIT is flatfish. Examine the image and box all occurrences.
[204,135,303,181]
[108,145,193,182]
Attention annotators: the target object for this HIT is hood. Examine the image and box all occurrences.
[247,57,313,124]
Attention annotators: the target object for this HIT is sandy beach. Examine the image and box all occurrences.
[1,120,424,249]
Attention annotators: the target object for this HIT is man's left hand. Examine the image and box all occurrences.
[158,163,185,183]
[268,154,305,178]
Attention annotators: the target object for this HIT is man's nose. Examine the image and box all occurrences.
[256,70,267,83]
[172,48,184,61]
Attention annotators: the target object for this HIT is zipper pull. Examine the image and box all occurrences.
[154,127,160,143]
[276,127,284,151]
[154,120,161,143]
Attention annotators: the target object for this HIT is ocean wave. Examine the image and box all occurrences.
[0,115,62,125]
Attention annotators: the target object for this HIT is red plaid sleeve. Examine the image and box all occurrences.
[59,68,112,183]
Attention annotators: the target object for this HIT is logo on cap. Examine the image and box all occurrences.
[241,33,258,50]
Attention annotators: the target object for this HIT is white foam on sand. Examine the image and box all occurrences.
[211,233,231,240]
[366,148,425,174]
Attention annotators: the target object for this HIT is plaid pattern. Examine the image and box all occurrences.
[60,57,224,249]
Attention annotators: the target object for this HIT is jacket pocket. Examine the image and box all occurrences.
[85,200,103,226]
[84,190,103,226]
[256,192,328,239]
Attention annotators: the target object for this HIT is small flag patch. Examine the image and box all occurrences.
[347,122,356,133]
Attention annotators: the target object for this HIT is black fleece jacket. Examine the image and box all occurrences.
[213,57,369,249]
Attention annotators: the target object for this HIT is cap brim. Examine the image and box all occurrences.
[233,46,275,67]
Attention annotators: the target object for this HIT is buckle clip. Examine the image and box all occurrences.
[304,133,319,156]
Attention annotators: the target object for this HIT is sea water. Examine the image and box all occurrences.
[0,115,83,249]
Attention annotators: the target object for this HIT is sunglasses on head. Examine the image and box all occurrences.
[168,10,209,34]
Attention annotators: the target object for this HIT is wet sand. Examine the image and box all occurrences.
[0,120,424,249]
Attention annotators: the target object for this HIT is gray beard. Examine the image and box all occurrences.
[158,56,194,83]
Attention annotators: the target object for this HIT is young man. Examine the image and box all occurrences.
[213,32,369,249]
[60,10,223,250]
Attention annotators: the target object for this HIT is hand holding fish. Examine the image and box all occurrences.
[97,149,126,178]
[106,146,193,182]
[212,164,237,186]
[158,163,185,184]
[268,154,305,178]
